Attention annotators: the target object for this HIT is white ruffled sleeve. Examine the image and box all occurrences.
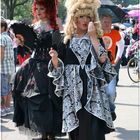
[48,58,65,97]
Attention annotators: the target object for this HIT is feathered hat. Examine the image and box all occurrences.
[64,0,102,43]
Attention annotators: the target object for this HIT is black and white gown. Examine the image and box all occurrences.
[48,34,117,140]
[12,26,63,136]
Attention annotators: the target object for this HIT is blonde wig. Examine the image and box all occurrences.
[63,0,103,44]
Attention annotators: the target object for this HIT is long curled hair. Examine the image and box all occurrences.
[63,0,103,44]
[32,0,58,30]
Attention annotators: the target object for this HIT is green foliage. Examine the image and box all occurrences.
[14,0,66,24]
[58,0,66,23]
[1,0,30,19]
[3,0,139,22]
[14,0,33,24]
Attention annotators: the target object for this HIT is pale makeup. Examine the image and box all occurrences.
[35,4,47,21]
[75,15,91,36]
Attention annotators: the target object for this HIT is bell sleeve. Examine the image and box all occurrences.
[88,43,117,87]
[48,58,65,97]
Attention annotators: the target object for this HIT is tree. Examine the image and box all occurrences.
[14,0,33,23]
[1,0,29,19]
[58,0,66,23]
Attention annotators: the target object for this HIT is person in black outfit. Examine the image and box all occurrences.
[12,0,63,140]
[16,34,32,65]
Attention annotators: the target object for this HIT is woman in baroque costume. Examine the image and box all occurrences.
[48,0,117,140]
[12,0,63,140]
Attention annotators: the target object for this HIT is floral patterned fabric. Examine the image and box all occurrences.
[48,35,117,133]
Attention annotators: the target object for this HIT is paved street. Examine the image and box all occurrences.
[1,67,140,140]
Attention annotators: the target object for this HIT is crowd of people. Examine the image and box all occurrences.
[0,0,139,140]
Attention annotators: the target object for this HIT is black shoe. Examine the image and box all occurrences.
[47,135,55,140]
[32,138,41,140]
[111,112,117,121]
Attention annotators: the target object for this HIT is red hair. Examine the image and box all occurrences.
[32,0,58,30]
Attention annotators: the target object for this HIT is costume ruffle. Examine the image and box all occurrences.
[48,58,65,97]
[48,36,117,132]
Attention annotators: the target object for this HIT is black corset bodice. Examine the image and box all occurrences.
[33,30,59,60]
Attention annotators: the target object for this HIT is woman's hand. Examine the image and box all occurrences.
[49,48,59,68]
[87,22,98,38]
[88,22,100,55]
[99,54,107,63]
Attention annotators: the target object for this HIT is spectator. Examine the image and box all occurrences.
[15,34,32,65]
[113,25,125,78]
[8,30,18,68]
[132,20,139,40]
[0,20,15,117]
[119,24,129,66]
[100,14,124,121]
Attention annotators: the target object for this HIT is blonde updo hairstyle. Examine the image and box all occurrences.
[63,0,103,44]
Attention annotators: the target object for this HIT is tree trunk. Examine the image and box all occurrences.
[2,0,29,20]
[9,8,14,20]
[6,7,14,19]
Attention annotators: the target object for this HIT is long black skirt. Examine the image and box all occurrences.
[69,108,106,140]
[69,67,113,140]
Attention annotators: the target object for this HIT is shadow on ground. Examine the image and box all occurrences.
[115,102,140,107]
[117,84,139,88]
[1,125,15,132]
[115,127,139,140]
[1,119,9,123]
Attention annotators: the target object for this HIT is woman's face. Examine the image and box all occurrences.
[36,4,47,20]
[75,15,91,34]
